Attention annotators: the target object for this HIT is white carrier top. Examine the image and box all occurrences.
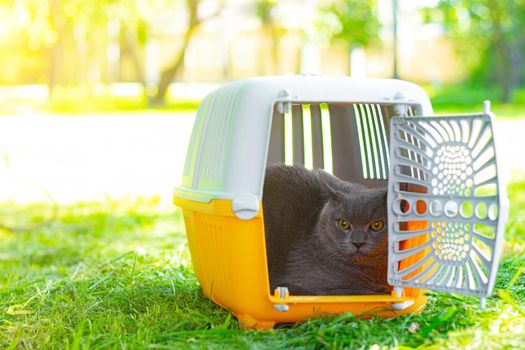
[175,76,432,202]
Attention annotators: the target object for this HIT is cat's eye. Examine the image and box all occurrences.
[337,219,351,230]
[369,220,385,232]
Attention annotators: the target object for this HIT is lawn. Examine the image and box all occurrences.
[426,85,525,118]
[1,84,525,118]
[0,82,524,348]
[1,178,524,349]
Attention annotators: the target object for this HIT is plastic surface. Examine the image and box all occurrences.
[173,76,436,328]
[177,76,432,203]
[387,113,508,298]
[232,192,260,220]
[173,195,428,329]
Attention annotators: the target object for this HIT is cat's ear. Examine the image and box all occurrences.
[371,188,387,201]
[317,170,340,198]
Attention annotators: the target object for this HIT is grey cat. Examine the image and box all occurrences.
[262,164,389,295]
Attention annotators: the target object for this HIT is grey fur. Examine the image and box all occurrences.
[262,164,389,295]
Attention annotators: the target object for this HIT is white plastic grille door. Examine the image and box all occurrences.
[387,113,507,298]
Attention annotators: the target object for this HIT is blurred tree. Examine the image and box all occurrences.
[14,0,128,93]
[254,0,285,75]
[13,0,150,93]
[314,0,381,74]
[149,0,224,106]
[424,0,525,103]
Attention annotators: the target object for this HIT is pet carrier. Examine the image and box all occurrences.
[173,76,508,329]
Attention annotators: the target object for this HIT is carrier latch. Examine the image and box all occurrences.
[232,193,260,220]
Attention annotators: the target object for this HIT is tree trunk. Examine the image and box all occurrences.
[510,40,523,91]
[148,27,196,106]
[295,46,302,74]
[120,25,145,86]
[488,1,514,103]
[270,25,281,74]
[149,0,202,106]
[48,46,57,98]
[48,0,64,98]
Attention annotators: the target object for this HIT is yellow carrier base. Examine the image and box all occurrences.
[174,196,428,330]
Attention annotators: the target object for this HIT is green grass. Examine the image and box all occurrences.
[2,84,525,118]
[1,182,525,349]
[0,95,200,116]
[425,85,525,118]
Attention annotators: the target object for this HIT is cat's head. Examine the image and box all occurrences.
[315,173,388,263]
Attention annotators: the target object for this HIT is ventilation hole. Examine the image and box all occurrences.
[472,237,493,261]
[394,199,411,215]
[420,121,444,144]
[473,164,497,186]
[309,104,324,169]
[444,201,459,218]
[320,103,333,174]
[450,120,462,142]
[354,105,368,178]
[416,200,427,215]
[473,224,495,239]
[364,104,381,179]
[376,105,390,169]
[472,146,495,172]
[460,201,474,219]
[475,183,497,197]
[359,104,375,179]
[302,104,314,170]
[431,120,450,142]
[488,203,499,221]
[291,105,305,165]
[469,248,490,284]
[475,202,488,220]
[284,110,293,166]
[468,119,483,149]
[397,220,428,231]
[471,126,493,159]
[460,119,470,144]
[429,200,443,216]
[372,104,388,179]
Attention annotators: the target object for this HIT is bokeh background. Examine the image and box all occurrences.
[1,1,525,348]
[0,0,524,204]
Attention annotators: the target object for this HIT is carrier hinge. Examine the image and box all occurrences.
[391,286,414,311]
[277,89,292,114]
[393,91,409,117]
[273,287,289,312]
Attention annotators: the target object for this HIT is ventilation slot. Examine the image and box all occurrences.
[268,102,421,185]
[269,103,333,174]
[190,81,244,191]
[353,104,389,180]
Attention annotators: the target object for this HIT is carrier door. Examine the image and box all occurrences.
[387,112,508,303]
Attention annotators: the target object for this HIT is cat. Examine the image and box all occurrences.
[262,164,389,295]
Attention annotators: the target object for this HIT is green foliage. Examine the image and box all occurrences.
[255,0,278,26]
[316,0,381,49]
[424,0,525,102]
[0,177,525,348]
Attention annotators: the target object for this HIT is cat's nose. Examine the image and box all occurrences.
[353,242,365,249]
